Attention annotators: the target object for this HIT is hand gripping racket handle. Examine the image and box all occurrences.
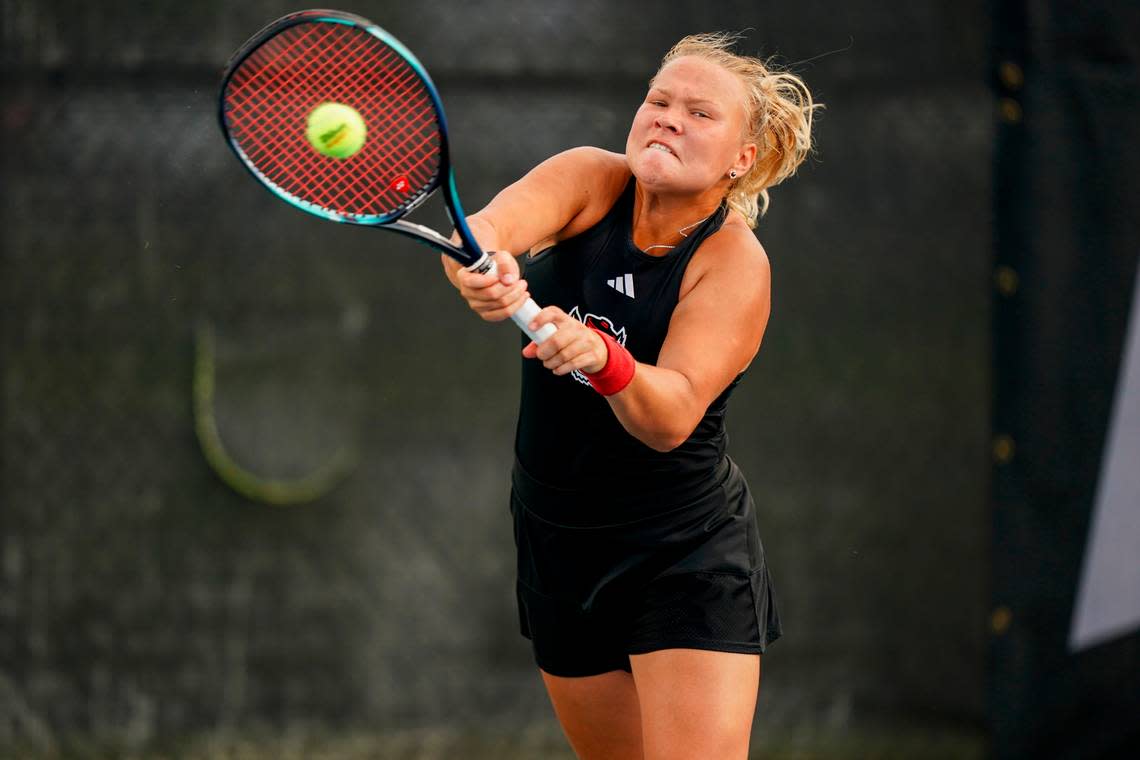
[472,256,557,345]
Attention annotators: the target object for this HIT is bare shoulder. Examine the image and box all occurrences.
[547,147,631,241]
[679,211,770,300]
[552,145,627,171]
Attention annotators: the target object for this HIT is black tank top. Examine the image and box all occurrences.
[513,179,745,521]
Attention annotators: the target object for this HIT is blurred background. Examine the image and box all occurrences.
[1,1,1137,758]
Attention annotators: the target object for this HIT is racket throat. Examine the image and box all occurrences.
[466,252,495,275]
[381,220,474,265]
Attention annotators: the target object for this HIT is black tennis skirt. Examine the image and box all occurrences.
[509,455,782,677]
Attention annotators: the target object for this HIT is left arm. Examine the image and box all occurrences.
[524,225,771,452]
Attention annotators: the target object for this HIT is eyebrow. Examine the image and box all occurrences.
[648,86,721,111]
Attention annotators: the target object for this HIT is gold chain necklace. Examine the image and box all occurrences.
[642,214,711,252]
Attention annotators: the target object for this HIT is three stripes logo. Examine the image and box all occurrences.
[606,273,636,299]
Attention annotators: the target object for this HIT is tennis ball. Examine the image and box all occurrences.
[306,102,366,158]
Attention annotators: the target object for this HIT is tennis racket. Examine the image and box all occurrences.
[218,8,556,344]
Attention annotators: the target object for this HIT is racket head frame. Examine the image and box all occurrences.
[218,9,485,268]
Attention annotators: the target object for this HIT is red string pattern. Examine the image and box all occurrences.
[223,21,441,219]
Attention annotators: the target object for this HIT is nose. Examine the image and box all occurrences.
[653,110,681,134]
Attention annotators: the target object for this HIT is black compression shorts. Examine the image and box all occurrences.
[510,457,782,678]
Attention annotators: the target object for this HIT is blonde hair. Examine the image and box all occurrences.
[655,32,821,227]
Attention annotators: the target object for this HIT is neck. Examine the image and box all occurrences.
[631,182,725,254]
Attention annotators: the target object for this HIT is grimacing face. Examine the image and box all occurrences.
[625,55,755,197]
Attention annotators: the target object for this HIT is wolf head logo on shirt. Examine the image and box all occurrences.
[567,305,628,387]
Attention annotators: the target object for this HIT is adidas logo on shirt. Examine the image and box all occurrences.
[606,273,636,298]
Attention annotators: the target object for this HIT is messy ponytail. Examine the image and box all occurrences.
[657,32,821,227]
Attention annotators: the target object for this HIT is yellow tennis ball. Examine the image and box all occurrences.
[306,102,366,158]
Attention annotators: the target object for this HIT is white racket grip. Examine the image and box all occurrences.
[510,299,555,344]
[476,256,557,344]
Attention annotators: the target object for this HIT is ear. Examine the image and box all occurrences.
[731,142,758,177]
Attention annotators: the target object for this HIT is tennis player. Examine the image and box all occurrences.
[442,33,817,760]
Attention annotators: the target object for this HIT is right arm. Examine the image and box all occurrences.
[441,147,629,320]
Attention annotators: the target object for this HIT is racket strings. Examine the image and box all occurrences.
[232,26,437,212]
[224,21,442,219]
[233,26,438,214]
[230,25,373,203]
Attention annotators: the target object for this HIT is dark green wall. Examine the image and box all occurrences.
[1,0,991,753]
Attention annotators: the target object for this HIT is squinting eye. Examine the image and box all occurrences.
[692,111,710,119]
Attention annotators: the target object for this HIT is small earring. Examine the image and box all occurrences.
[729,170,738,179]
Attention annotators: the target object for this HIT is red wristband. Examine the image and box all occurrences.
[583,327,636,396]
